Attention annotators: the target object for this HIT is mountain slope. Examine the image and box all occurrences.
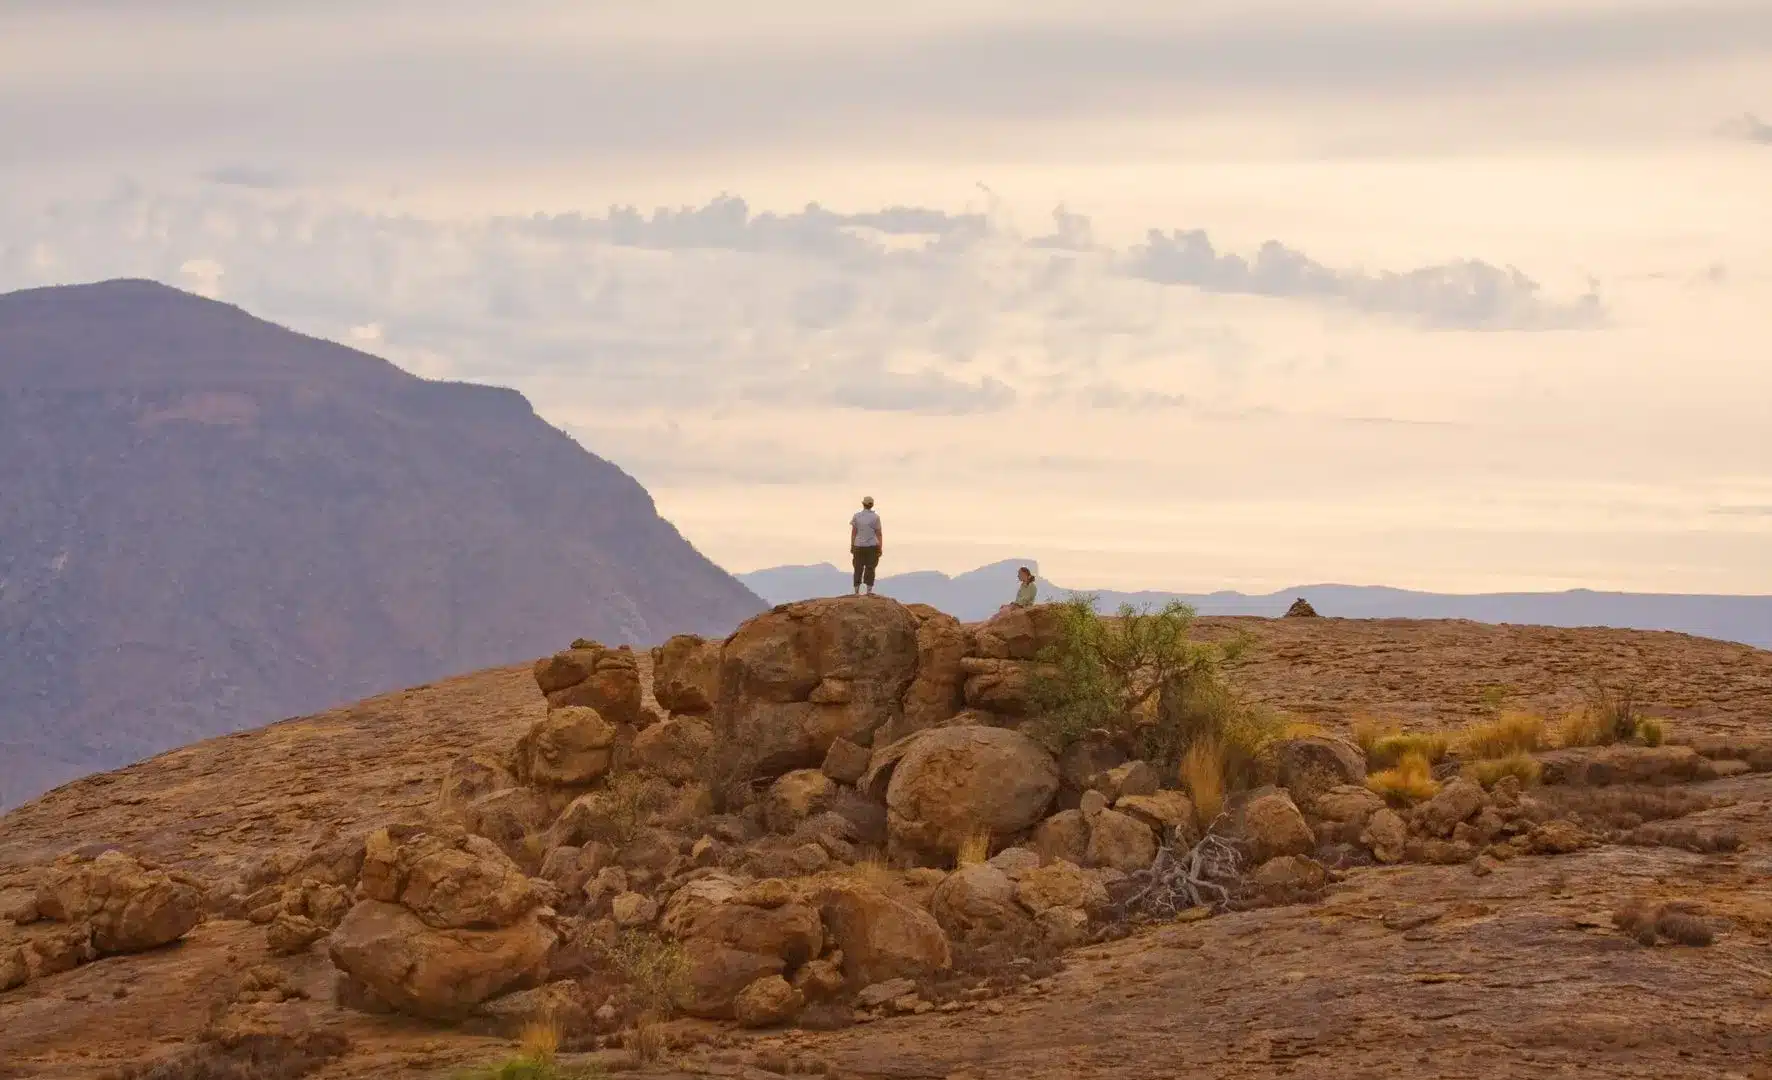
[738,562,1772,648]
[0,279,763,808]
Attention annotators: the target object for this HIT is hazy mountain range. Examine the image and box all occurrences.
[0,279,763,809]
[739,560,1772,649]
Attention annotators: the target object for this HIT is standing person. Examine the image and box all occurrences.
[997,566,1037,615]
[850,496,883,596]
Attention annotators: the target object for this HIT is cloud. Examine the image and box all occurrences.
[8,4,1771,168]
[1711,504,1772,516]
[1125,228,1604,329]
[1719,112,1772,144]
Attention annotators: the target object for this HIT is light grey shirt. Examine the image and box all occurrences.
[851,509,881,547]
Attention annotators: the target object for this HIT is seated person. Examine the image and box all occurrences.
[996,566,1037,616]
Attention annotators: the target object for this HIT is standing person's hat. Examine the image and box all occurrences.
[862,496,874,508]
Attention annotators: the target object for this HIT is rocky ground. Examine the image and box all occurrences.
[2,610,1771,1079]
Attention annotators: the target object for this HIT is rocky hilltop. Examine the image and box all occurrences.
[0,279,763,809]
[2,606,1771,1079]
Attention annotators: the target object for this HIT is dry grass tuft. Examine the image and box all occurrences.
[1367,731,1449,770]
[1535,784,1717,830]
[1463,752,1542,789]
[599,931,688,1020]
[1367,751,1440,805]
[955,827,992,867]
[1179,737,1226,828]
[1556,707,1611,749]
[1350,716,1391,760]
[1638,718,1667,747]
[517,1019,560,1066]
[1454,711,1545,760]
[1280,720,1332,740]
[1611,898,1716,947]
[628,1013,668,1065]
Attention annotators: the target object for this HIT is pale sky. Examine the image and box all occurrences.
[4,1,1770,594]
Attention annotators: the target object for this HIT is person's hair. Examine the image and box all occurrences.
[862,496,874,508]
[1018,566,1032,578]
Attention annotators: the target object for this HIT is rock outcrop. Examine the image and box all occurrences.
[715,599,922,780]
[329,824,555,1018]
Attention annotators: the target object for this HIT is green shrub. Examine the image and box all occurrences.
[1029,595,1273,783]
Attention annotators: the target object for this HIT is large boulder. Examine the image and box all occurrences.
[660,882,823,969]
[1031,810,1091,865]
[359,825,539,930]
[327,901,556,1019]
[1273,736,1368,811]
[1115,791,1197,839]
[808,878,951,987]
[509,707,621,787]
[886,726,1060,860]
[1238,790,1315,863]
[885,609,971,745]
[1417,778,1486,839]
[676,942,786,1020]
[716,599,921,779]
[36,851,202,954]
[734,975,803,1028]
[971,605,1068,661]
[535,644,644,726]
[1084,809,1158,872]
[1013,859,1108,916]
[763,770,836,835]
[928,863,1029,940]
[652,634,723,715]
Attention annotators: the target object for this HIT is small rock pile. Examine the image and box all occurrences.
[1,849,203,992]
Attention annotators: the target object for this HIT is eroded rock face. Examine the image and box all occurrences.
[326,901,556,1020]
[652,635,722,715]
[631,716,715,783]
[886,726,1060,860]
[888,609,971,744]
[535,644,644,727]
[509,706,620,787]
[36,850,202,954]
[359,825,539,930]
[716,599,922,779]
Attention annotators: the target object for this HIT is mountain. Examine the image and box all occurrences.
[737,561,1772,649]
[0,279,764,809]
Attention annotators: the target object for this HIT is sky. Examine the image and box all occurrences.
[3,0,1770,595]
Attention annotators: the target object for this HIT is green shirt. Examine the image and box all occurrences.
[1014,580,1038,607]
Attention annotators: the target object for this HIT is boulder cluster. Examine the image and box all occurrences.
[0,596,1689,1037]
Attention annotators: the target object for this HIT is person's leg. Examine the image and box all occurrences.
[852,548,864,595]
[862,546,880,593]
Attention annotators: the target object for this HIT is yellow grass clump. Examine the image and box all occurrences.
[1180,736,1227,829]
[1454,711,1545,760]
[1556,707,1611,749]
[517,1018,559,1066]
[1368,731,1450,770]
[1463,751,1542,789]
[1367,750,1440,805]
[1638,718,1667,747]
[956,827,993,867]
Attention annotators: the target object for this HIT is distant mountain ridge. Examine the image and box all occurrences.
[738,560,1772,649]
[0,279,765,809]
